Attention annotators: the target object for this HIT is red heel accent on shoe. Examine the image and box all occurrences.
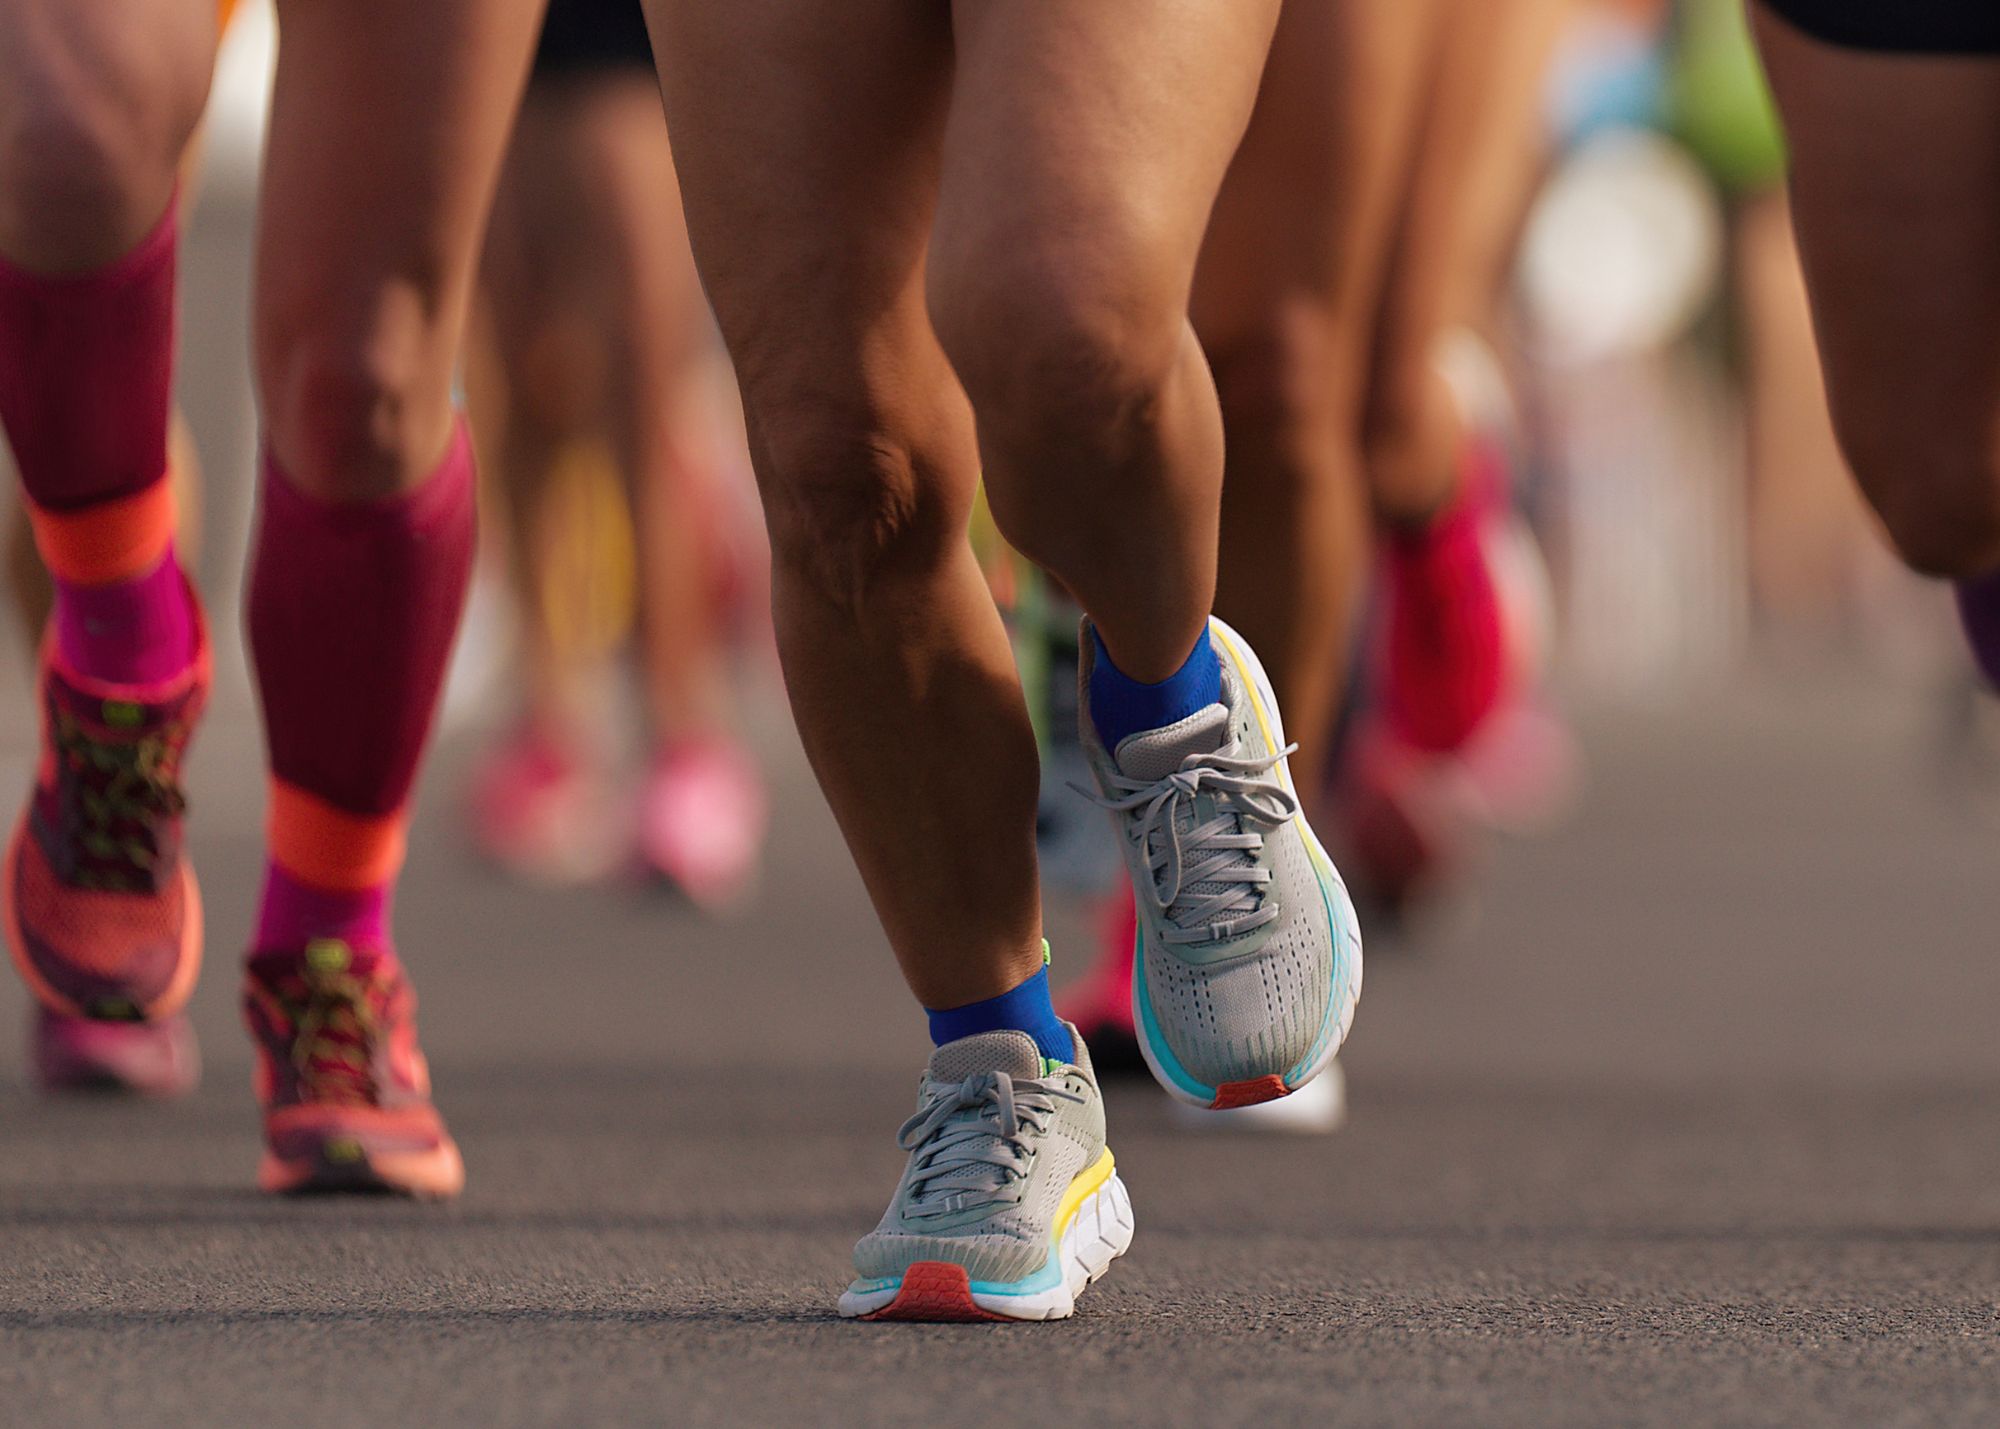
[861,1263,1011,1323]
[1211,1075,1289,1110]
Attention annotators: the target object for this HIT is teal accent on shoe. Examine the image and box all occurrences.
[970,1249,1064,1297]
[1284,862,1353,1085]
[853,1236,1066,1301]
[1135,864,1357,1097]
[1131,935,1217,1103]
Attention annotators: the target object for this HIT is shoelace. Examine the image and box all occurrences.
[273,961,388,1106]
[52,711,188,886]
[1076,745,1300,944]
[896,1069,1083,1219]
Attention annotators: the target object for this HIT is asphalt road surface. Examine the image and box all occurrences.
[8,666,2000,1428]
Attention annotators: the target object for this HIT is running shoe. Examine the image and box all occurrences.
[1078,615,1362,1110]
[1334,721,1469,919]
[1055,888,1144,1073]
[1340,458,1577,918]
[465,720,622,887]
[33,1006,198,1098]
[1168,1059,1347,1135]
[242,938,464,1198]
[6,618,209,1093]
[637,736,766,911]
[839,1026,1131,1322]
[1380,440,1513,755]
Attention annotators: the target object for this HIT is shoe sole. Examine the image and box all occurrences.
[838,1151,1134,1323]
[1166,1060,1347,1135]
[4,822,204,1024]
[259,1135,466,1200]
[33,1009,200,1097]
[1132,616,1365,1111]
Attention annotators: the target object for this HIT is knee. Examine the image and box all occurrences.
[1206,295,1353,461]
[745,384,962,617]
[1359,367,1433,491]
[929,239,1185,464]
[0,57,206,255]
[1837,412,2000,578]
[259,284,458,501]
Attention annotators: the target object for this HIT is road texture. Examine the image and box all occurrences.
[7,665,2000,1427]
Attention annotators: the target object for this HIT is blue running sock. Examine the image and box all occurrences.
[926,953,1074,1064]
[1957,566,2000,689]
[1089,623,1222,751]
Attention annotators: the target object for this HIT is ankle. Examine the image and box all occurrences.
[252,862,392,956]
[1087,622,1221,749]
[925,956,1075,1064]
[52,546,197,686]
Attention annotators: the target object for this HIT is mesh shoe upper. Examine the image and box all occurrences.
[1079,624,1339,1090]
[853,1028,1106,1287]
[8,640,205,1019]
[242,940,448,1153]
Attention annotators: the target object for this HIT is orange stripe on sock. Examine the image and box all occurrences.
[267,780,406,892]
[27,478,175,586]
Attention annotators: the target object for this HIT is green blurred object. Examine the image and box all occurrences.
[1669,0,1787,192]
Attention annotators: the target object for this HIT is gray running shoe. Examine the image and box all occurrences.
[1077,615,1362,1109]
[838,1025,1132,1322]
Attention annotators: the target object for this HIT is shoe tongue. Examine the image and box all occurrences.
[247,938,396,981]
[1113,703,1230,783]
[928,1030,1044,1083]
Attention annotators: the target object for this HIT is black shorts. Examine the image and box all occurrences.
[533,0,654,79]
[1761,0,2000,54]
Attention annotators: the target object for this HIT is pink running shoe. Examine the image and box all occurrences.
[637,737,766,911]
[6,618,209,1093]
[1055,888,1145,1074]
[243,939,464,1198]
[1380,441,1513,756]
[34,1006,199,1097]
[465,721,622,886]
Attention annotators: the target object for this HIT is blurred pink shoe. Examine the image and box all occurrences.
[1055,888,1146,1074]
[1379,441,1513,756]
[464,722,622,886]
[638,738,766,911]
[34,1006,198,1097]
[1345,437,1578,916]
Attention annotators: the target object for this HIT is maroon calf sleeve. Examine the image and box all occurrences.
[247,419,477,817]
[0,202,176,511]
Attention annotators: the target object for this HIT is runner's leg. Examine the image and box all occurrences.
[933,0,1357,1113]
[242,0,542,1195]
[644,0,1042,1009]
[0,0,214,1093]
[1194,0,1436,799]
[1753,9,2000,681]
[1362,0,1571,522]
[929,0,1282,683]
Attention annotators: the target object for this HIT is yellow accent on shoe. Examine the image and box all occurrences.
[1052,1147,1116,1241]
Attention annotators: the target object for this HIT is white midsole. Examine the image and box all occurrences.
[837,1172,1135,1322]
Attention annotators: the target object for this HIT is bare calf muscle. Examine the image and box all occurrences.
[0,0,215,269]
[1755,7,2000,578]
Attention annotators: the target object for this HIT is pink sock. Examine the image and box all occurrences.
[252,864,391,958]
[54,545,197,686]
